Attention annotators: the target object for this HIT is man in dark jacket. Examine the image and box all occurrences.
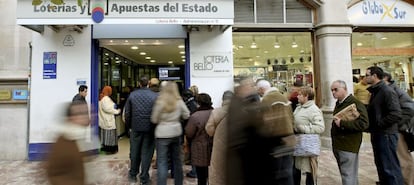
[384,72,414,185]
[72,85,87,104]
[366,66,403,185]
[330,80,369,185]
[124,76,159,184]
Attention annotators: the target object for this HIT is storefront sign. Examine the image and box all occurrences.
[17,0,233,25]
[43,52,57,79]
[191,51,232,77]
[12,89,28,100]
[348,0,414,25]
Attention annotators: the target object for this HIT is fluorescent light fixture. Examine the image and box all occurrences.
[124,40,128,43]
[145,56,151,60]
[178,45,185,48]
[179,51,185,54]
[238,45,244,49]
[131,46,139,50]
[291,41,298,48]
[357,42,363,46]
[250,42,257,49]
[381,37,388,40]
[139,52,146,55]
[150,60,155,63]
[181,56,185,58]
[182,59,186,62]
[168,61,173,64]
[274,42,280,48]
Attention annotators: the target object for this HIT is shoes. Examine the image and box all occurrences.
[186,172,197,178]
[128,175,137,183]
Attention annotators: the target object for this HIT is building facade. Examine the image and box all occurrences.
[0,0,412,160]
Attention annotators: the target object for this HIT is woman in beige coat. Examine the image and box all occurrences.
[205,91,233,185]
[293,86,325,185]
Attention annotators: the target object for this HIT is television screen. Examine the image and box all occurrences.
[158,67,181,80]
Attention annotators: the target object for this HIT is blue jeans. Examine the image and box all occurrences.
[129,131,155,184]
[156,137,183,185]
[371,133,404,185]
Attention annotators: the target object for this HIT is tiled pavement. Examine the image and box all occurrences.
[0,147,379,185]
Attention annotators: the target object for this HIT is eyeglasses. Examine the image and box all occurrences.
[331,87,341,92]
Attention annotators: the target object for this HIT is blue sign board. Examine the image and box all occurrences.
[13,89,28,100]
[43,52,57,79]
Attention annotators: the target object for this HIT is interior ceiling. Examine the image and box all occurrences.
[101,39,185,65]
[100,32,414,67]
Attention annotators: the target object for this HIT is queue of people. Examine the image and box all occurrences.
[46,65,414,185]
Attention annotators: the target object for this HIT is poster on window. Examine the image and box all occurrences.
[43,52,57,79]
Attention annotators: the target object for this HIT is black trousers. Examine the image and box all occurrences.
[195,166,208,185]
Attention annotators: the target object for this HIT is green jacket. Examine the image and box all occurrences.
[331,95,369,153]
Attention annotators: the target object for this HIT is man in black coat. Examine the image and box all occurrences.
[366,66,403,185]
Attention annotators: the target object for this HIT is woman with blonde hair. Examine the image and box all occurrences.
[98,86,121,154]
[293,86,325,185]
[151,81,190,185]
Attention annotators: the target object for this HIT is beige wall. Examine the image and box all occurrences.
[0,0,32,160]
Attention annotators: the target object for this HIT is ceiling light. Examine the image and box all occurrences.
[291,41,298,48]
[182,59,186,62]
[139,52,146,55]
[178,45,185,48]
[291,37,298,48]
[256,56,260,58]
[131,46,138,50]
[150,60,155,63]
[124,40,129,43]
[250,37,257,49]
[264,51,268,54]
[181,56,185,58]
[381,37,388,40]
[357,42,363,46]
[140,40,144,43]
[104,53,109,56]
[179,51,185,54]
[238,45,244,49]
[109,40,113,43]
[274,36,280,48]
[168,61,173,64]
[250,42,257,49]
[145,56,151,60]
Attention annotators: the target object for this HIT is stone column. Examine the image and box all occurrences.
[314,0,354,147]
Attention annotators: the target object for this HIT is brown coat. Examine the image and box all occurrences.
[185,109,213,167]
[205,101,230,185]
[46,136,85,185]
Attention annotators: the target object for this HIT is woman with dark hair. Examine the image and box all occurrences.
[185,93,214,185]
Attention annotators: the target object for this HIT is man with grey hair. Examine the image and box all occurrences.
[330,80,369,185]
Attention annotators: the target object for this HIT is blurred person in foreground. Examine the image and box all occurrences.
[292,86,325,185]
[366,66,403,185]
[125,76,159,184]
[98,86,121,154]
[384,72,414,185]
[226,77,294,185]
[151,81,190,185]
[46,102,93,185]
[205,90,233,185]
[331,80,369,185]
[185,93,214,185]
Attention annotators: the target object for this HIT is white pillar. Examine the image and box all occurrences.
[314,0,353,146]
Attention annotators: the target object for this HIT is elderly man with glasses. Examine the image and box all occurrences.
[330,80,369,185]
